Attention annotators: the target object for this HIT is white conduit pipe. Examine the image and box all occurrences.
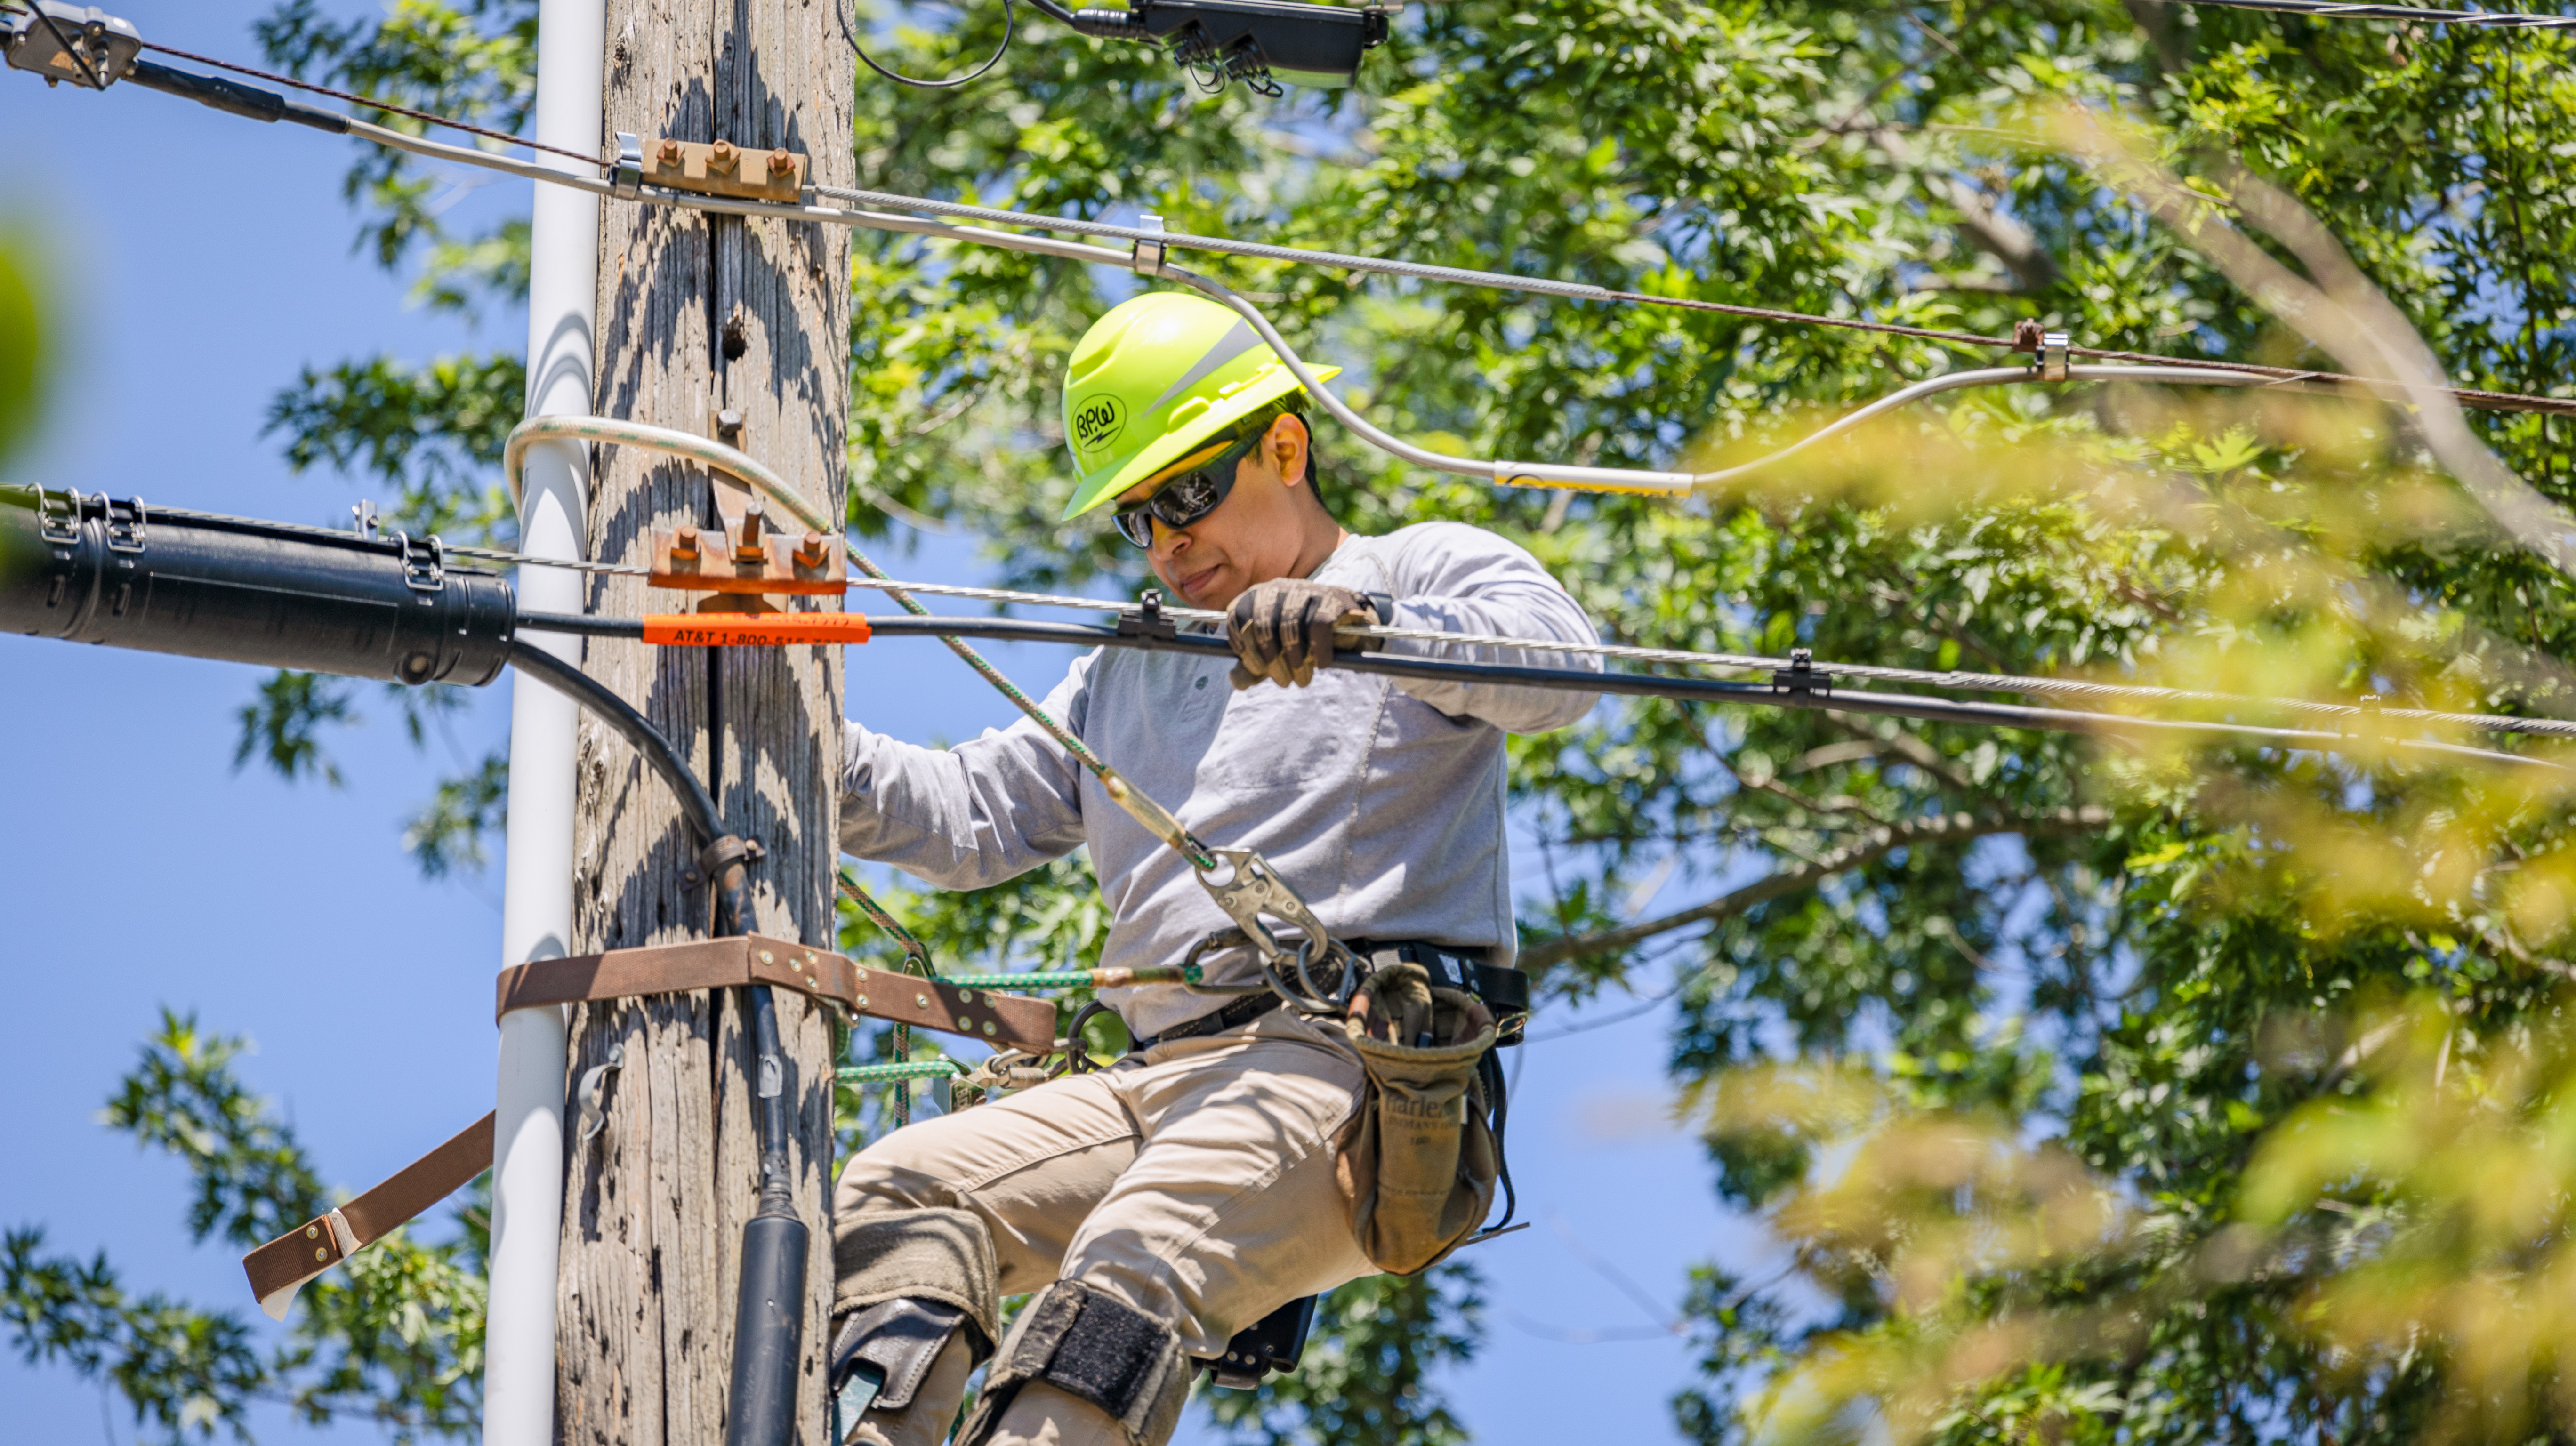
[483,1,600,1442]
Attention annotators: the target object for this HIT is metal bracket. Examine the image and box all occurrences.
[1131,212,1169,277]
[2039,330,2071,383]
[634,135,806,203]
[351,500,380,540]
[102,494,145,555]
[608,131,644,197]
[681,835,767,891]
[3,3,143,90]
[1118,588,1180,643]
[392,530,445,594]
[1771,647,1832,695]
[575,1043,624,1142]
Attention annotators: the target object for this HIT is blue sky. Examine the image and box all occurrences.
[0,5,1757,1441]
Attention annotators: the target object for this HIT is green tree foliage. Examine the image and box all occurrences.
[0,225,43,461]
[3,1012,484,1444]
[47,0,2576,1440]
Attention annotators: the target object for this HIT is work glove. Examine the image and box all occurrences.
[1227,579,1383,690]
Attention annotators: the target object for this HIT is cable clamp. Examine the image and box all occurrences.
[2039,330,2071,383]
[392,530,445,594]
[3,3,143,91]
[682,834,766,891]
[1118,588,1180,643]
[102,494,145,555]
[32,482,78,546]
[1131,213,1169,277]
[1771,647,1832,695]
[609,131,644,197]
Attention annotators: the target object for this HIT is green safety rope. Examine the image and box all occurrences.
[939,966,1200,990]
[836,1058,965,1085]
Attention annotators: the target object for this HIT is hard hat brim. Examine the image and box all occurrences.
[1059,362,1342,523]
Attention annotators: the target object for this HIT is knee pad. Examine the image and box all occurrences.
[955,1281,1192,1446]
[833,1206,1001,1348]
[830,1207,1003,1440]
[829,1296,987,1437]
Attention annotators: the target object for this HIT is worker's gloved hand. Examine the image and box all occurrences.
[1227,580,1379,690]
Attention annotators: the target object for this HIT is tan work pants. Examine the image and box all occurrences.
[833,1007,1377,1446]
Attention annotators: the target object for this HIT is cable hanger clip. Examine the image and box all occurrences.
[1117,587,1181,643]
[1771,647,1833,696]
[1131,213,1170,277]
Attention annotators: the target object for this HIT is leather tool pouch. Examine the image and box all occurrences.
[1332,961,1499,1275]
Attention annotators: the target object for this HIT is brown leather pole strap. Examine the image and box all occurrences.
[494,932,1056,1051]
[241,936,1057,1311]
[242,1111,495,1320]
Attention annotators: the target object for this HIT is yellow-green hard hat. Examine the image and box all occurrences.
[1059,292,1339,522]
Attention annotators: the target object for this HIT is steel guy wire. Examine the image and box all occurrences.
[45,31,2576,419]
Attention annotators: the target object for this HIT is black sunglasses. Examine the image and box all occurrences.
[1111,433,1263,548]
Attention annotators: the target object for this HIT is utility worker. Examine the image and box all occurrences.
[828,291,1602,1446]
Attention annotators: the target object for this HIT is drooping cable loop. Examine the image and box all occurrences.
[854,0,1019,88]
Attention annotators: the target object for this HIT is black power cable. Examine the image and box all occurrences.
[856,0,1019,89]
[512,610,2565,773]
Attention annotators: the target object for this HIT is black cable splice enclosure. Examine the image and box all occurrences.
[1036,0,1387,88]
[0,487,515,686]
[123,57,352,133]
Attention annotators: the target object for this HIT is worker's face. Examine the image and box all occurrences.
[1118,413,1316,611]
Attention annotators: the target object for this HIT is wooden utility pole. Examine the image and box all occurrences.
[555,4,853,1443]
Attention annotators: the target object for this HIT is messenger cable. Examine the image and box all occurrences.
[26,26,2573,420]
[513,609,2567,772]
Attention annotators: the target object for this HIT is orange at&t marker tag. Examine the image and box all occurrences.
[642,615,875,646]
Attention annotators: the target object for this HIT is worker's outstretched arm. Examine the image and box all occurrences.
[1368,522,1604,733]
[838,652,1095,889]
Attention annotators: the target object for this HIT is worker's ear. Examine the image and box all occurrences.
[1268,411,1311,491]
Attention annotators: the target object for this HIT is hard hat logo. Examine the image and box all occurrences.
[1058,292,1341,523]
[1070,394,1127,461]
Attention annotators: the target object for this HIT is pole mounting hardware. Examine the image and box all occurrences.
[634,136,806,203]
[1771,646,1833,695]
[608,131,644,197]
[682,834,767,891]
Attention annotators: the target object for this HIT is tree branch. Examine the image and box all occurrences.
[1520,805,2112,975]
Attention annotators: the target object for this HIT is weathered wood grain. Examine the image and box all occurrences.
[558,1,851,1441]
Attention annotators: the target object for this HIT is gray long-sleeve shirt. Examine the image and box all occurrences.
[838,521,1602,1038]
